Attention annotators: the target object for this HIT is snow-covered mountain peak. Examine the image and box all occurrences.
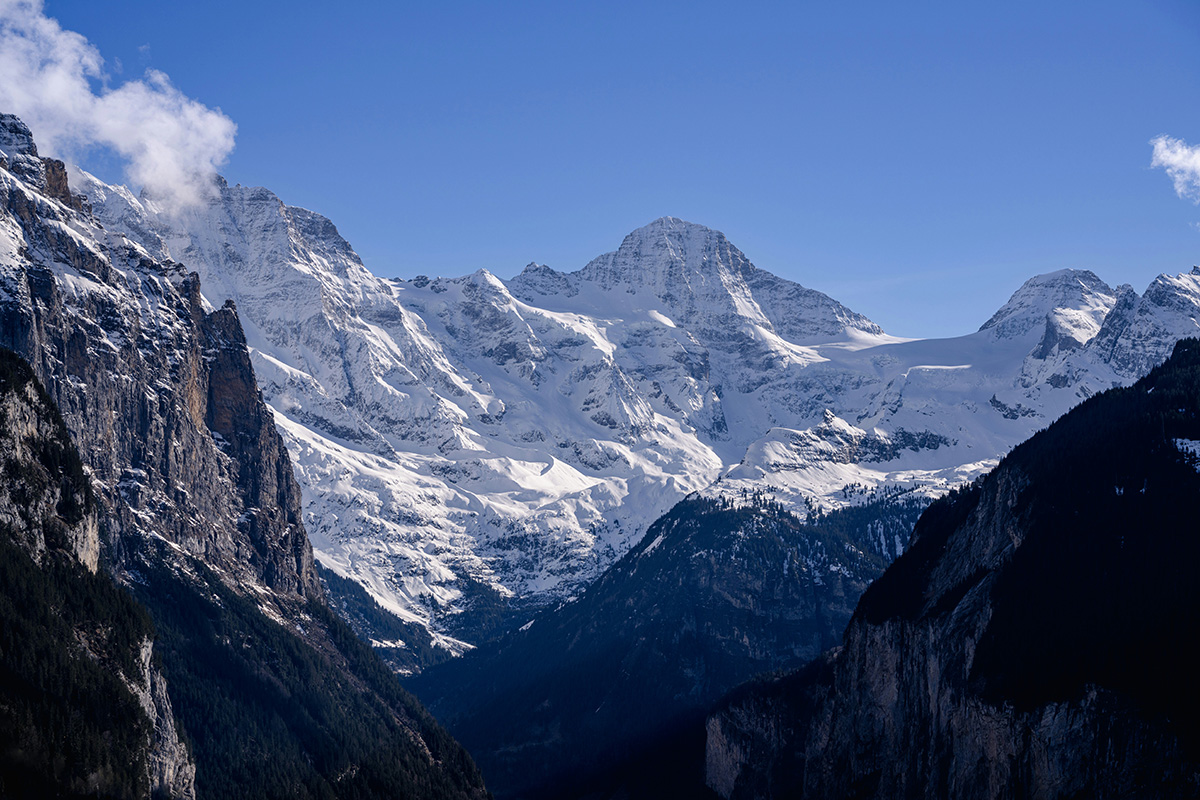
[510,217,883,344]
[510,261,577,298]
[979,268,1115,350]
[69,167,168,259]
[0,113,56,193]
[194,176,367,273]
[1146,268,1200,304]
[578,216,747,290]
[0,113,37,158]
[466,267,508,290]
[1085,268,1200,378]
[61,158,1200,660]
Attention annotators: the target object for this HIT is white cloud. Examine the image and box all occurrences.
[0,0,235,211]
[1151,135,1200,203]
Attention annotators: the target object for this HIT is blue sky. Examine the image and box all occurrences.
[18,0,1200,338]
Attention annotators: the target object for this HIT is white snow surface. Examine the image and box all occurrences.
[69,173,1200,646]
[1174,439,1200,467]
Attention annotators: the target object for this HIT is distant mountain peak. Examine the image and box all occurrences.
[510,261,577,297]
[980,268,1116,345]
[642,214,692,227]
[580,216,748,289]
[624,215,709,236]
[623,215,723,245]
[516,216,885,342]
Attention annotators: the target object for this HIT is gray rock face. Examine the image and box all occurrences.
[0,113,38,160]
[707,631,1194,800]
[0,162,319,606]
[1089,270,1200,379]
[1,113,488,799]
[1,121,305,796]
[129,640,197,800]
[0,348,196,799]
[0,117,306,795]
[0,113,85,211]
[0,112,47,192]
[0,369,98,570]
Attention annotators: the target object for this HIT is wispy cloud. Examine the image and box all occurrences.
[1151,135,1200,203]
[0,0,235,211]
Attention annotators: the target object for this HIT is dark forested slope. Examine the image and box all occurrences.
[413,493,925,799]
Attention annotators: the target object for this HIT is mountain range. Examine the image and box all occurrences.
[61,151,1200,662]
[409,492,927,798]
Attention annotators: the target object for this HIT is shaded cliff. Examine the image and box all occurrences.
[0,114,487,799]
[0,347,194,799]
[707,339,1200,799]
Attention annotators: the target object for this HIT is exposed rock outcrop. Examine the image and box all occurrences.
[129,639,197,799]
[1,114,487,799]
[0,354,98,570]
[1,154,319,608]
[0,347,196,799]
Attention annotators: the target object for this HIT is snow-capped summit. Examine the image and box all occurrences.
[979,269,1116,346]
[1086,268,1200,378]
[572,216,778,329]
[513,216,882,344]
[1,113,50,190]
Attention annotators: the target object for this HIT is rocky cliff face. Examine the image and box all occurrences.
[1,112,203,795]
[0,113,487,799]
[0,113,84,213]
[706,340,1200,799]
[1,113,318,611]
[0,347,195,799]
[1087,269,1200,379]
[0,351,98,571]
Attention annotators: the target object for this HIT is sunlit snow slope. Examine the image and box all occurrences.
[73,169,1200,651]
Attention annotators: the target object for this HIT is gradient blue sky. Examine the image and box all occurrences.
[36,0,1200,338]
